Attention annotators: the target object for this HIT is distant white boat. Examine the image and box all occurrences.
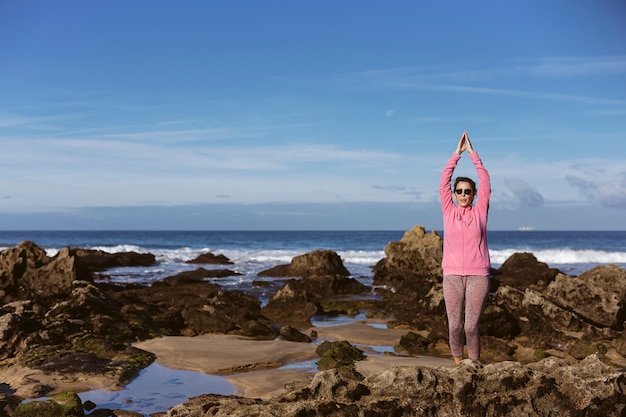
[518,226,536,231]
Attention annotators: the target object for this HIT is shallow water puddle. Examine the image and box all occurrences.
[78,363,234,416]
[311,312,368,327]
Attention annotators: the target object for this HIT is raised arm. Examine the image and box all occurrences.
[469,146,491,213]
[440,132,465,212]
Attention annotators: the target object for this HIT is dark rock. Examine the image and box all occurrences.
[372,225,446,332]
[256,264,292,277]
[12,391,84,417]
[71,248,156,272]
[372,225,442,286]
[262,282,319,325]
[290,250,350,278]
[316,340,365,371]
[544,264,626,330]
[262,249,367,325]
[395,331,433,356]
[82,400,96,411]
[114,281,278,339]
[0,280,130,362]
[259,250,349,278]
[479,300,522,339]
[279,325,312,343]
[490,285,592,345]
[163,267,242,284]
[186,252,234,265]
[492,252,561,291]
[262,274,368,326]
[0,241,92,304]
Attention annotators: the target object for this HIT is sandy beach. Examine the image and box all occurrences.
[133,320,455,399]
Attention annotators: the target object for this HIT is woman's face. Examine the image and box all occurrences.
[454,181,475,207]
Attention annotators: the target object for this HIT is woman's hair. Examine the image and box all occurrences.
[454,176,476,192]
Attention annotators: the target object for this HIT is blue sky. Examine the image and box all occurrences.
[0,0,625,230]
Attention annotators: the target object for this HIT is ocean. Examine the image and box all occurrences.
[7,229,626,415]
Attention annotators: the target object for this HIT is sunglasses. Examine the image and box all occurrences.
[455,189,473,195]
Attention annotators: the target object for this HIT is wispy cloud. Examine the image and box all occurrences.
[0,135,404,174]
[353,55,626,106]
[358,55,626,82]
[409,84,625,106]
[565,175,597,201]
[512,56,626,77]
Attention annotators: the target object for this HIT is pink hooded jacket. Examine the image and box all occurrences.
[439,151,491,276]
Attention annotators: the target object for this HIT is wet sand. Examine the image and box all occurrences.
[1,320,454,401]
[134,320,455,399]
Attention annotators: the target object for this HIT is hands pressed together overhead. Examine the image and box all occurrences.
[455,131,474,155]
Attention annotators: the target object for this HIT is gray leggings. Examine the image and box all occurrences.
[443,275,490,360]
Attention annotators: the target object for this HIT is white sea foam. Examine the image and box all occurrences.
[338,250,386,265]
[45,244,149,258]
[490,248,626,267]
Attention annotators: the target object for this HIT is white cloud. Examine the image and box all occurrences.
[568,173,626,210]
[502,178,544,208]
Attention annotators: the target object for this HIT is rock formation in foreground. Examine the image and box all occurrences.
[165,354,625,417]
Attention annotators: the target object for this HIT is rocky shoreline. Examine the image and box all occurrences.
[1,225,626,416]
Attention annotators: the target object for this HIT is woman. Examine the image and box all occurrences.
[439,131,491,364]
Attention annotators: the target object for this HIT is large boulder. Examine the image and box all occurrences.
[259,249,350,278]
[371,225,446,331]
[544,264,626,330]
[316,340,365,371]
[261,250,367,325]
[186,252,234,265]
[12,391,84,417]
[488,285,591,342]
[290,250,350,278]
[71,248,156,272]
[492,252,561,291]
[0,241,92,304]
[372,225,442,286]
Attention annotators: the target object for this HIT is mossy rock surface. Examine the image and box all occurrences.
[13,392,84,417]
[316,340,364,371]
